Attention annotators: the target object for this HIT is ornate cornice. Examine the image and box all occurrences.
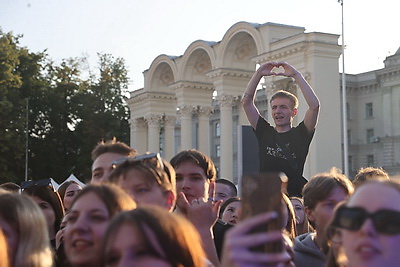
[169,81,214,91]
[255,45,306,63]
[206,68,254,80]
[128,91,176,104]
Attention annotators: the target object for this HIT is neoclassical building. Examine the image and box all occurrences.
[345,47,400,178]
[128,21,344,184]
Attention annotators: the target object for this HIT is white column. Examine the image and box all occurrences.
[145,114,161,153]
[130,118,147,154]
[164,115,176,160]
[217,95,235,179]
[198,106,213,156]
[178,105,194,150]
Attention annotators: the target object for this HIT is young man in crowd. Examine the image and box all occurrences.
[294,168,354,266]
[242,61,320,196]
[90,139,136,184]
[215,178,237,203]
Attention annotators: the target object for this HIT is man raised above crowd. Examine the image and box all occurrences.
[241,62,320,196]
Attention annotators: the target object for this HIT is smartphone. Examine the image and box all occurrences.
[240,172,284,253]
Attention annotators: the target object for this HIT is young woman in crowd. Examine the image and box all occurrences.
[282,193,297,242]
[219,197,241,225]
[0,191,53,267]
[22,179,65,250]
[57,181,83,212]
[329,180,400,267]
[102,206,207,267]
[290,196,311,235]
[63,183,136,267]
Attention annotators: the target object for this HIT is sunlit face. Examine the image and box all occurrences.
[291,198,305,224]
[270,97,297,129]
[63,183,82,211]
[91,152,126,184]
[0,217,18,265]
[175,161,210,203]
[104,223,172,267]
[64,192,110,266]
[341,183,400,267]
[307,186,347,234]
[30,196,56,239]
[221,201,241,225]
[215,183,235,202]
[117,169,168,209]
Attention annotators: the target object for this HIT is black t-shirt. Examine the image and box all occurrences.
[255,116,314,196]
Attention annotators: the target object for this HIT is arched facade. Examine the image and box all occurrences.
[128,21,343,183]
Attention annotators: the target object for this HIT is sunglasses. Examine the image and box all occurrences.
[111,153,165,184]
[112,152,164,169]
[21,178,54,191]
[333,206,400,235]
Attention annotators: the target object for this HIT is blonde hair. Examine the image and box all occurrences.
[0,192,53,267]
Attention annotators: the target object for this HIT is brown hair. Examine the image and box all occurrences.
[70,183,136,216]
[353,166,389,187]
[91,139,137,161]
[108,156,176,195]
[302,167,353,211]
[283,193,297,241]
[170,149,216,181]
[102,206,206,267]
[270,90,299,109]
[23,185,65,234]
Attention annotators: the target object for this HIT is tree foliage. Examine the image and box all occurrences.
[0,30,130,184]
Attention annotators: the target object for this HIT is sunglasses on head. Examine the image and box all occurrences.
[333,206,400,235]
[21,178,54,191]
[112,152,164,169]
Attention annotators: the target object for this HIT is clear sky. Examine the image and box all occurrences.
[1,0,399,91]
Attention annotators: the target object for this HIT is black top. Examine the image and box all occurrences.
[255,116,314,196]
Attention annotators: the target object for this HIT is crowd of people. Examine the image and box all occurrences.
[1,61,399,267]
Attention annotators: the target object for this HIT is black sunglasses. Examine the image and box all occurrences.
[21,178,54,191]
[333,206,400,235]
[112,152,164,169]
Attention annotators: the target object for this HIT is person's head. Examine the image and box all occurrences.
[302,168,353,235]
[108,152,176,212]
[220,197,241,225]
[64,183,136,267]
[0,182,20,193]
[215,178,237,202]
[91,139,137,184]
[170,149,216,203]
[290,196,311,235]
[331,181,400,267]
[0,192,53,267]
[282,193,297,241]
[102,206,206,267]
[352,166,390,188]
[269,90,299,128]
[22,179,65,240]
[57,181,83,212]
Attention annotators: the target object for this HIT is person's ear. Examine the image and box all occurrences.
[292,108,298,117]
[163,190,176,212]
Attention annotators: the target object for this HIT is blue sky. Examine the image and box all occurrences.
[1,0,399,90]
